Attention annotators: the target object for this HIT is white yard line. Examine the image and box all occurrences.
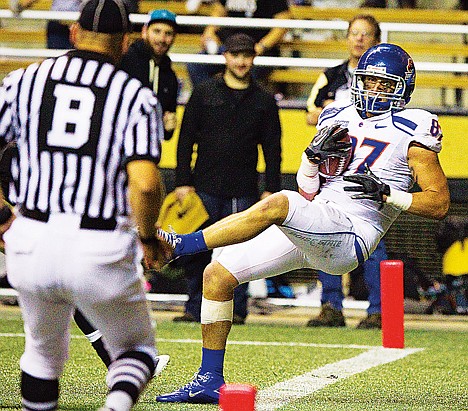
[0,334,378,350]
[256,347,423,411]
[158,338,380,350]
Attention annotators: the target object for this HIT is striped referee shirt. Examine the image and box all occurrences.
[0,50,164,223]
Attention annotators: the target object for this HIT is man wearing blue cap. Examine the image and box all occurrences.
[121,9,179,140]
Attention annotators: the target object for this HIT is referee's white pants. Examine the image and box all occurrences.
[5,214,157,380]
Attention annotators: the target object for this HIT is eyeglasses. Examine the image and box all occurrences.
[362,76,396,92]
[348,30,375,39]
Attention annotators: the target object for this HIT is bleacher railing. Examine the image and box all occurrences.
[0,10,467,74]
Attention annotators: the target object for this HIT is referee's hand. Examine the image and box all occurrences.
[142,238,173,270]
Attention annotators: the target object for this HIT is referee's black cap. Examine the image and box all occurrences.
[79,0,131,34]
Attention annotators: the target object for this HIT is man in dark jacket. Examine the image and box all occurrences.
[172,33,282,325]
[188,0,291,88]
[120,9,179,140]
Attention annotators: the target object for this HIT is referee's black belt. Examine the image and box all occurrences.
[20,208,117,231]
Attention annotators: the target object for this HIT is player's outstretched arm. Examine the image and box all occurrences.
[157,192,290,262]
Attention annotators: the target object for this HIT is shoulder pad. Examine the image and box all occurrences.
[393,109,442,153]
[318,101,352,127]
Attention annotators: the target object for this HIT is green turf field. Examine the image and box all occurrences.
[0,306,466,410]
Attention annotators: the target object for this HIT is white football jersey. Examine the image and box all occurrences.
[315,99,443,236]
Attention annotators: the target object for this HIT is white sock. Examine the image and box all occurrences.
[105,391,133,411]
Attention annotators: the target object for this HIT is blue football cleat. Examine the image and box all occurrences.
[156,370,225,404]
[156,228,180,262]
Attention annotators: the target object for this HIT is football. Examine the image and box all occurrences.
[318,129,352,178]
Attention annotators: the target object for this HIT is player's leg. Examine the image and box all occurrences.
[202,226,307,354]
[157,225,309,404]
[158,192,289,258]
[203,192,288,248]
[225,195,259,324]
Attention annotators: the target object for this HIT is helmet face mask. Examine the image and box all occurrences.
[352,71,406,116]
[351,43,416,119]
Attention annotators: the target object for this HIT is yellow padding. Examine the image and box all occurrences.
[443,239,468,276]
[157,191,209,234]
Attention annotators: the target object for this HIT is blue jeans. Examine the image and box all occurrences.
[182,192,258,321]
[319,240,387,315]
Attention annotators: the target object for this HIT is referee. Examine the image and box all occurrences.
[0,0,169,410]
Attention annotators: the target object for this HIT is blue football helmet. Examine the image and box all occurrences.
[351,43,416,119]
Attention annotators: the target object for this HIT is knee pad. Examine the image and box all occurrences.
[201,297,233,324]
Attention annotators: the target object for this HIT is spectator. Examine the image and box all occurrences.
[187,0,292,88]
[10,0,139,49]
[306,14,381,126]
[308,240,387,328]
[436,216,468,315]
[173,33,282,325]
[120,9,179,140]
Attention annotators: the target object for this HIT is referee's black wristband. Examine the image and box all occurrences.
[138,234,159,245]
[0,205,12,225]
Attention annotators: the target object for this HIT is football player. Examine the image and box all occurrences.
[155,43,450,404]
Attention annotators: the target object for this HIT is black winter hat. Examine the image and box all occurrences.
[223,33,256,54]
